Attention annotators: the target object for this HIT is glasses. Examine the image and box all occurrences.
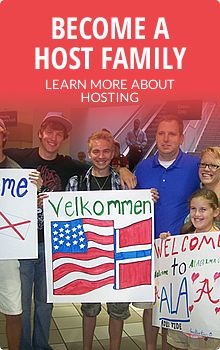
[199,162,220,171]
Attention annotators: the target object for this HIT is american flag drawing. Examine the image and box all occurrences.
[51,217,152,295]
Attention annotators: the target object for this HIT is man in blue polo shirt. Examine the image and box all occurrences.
[133,115,200,350]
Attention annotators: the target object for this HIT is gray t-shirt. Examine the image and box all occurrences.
[0,156,21,169]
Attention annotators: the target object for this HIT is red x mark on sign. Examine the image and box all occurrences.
[0,211,31,240]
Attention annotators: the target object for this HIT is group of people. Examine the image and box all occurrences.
[134,116,220,350]
[0,112,219,350]
[0,112,135,350]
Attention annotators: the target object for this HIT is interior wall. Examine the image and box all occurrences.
[4,109,34,149]
[69,105,138,159]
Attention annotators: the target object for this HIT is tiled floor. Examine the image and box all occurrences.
[0,304,162,349]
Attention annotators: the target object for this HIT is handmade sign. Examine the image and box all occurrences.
[153,232,220,339]
[44,189,154,302]
[0,169,38,259]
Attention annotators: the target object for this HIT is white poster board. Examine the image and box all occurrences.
[0,169,38,259]
[44,189,154,303]
[153,232,220,339]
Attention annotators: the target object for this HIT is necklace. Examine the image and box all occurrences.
[92,175,110,190]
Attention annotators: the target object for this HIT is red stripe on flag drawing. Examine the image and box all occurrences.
[54,277,114,295]
[118,218,152,248]
[119,259,152,289]
[53,249,114,261]
[86,231,114,245]
[54,262,114,281]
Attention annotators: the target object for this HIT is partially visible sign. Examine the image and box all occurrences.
[0,111,17,126]
[0,169,38,259]
[160,100,203,120]
[153,233,220,339]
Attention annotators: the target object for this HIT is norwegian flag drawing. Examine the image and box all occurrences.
[114,219,152,289]
[51,218,152,295]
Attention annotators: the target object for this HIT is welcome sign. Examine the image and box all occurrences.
[0,169,38,259]
[44,189,154,303]
[153,233,220,339]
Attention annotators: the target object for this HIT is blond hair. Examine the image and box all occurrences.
[88,130,114,152]
[201,147,220,166]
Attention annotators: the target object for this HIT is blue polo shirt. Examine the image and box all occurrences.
[135,150,200,238]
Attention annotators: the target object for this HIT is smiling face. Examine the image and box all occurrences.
[38,122,65,160]
[156,120,184,161]
[190,196,219,233]
[88,138,114,176]
[199,151,220,190]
